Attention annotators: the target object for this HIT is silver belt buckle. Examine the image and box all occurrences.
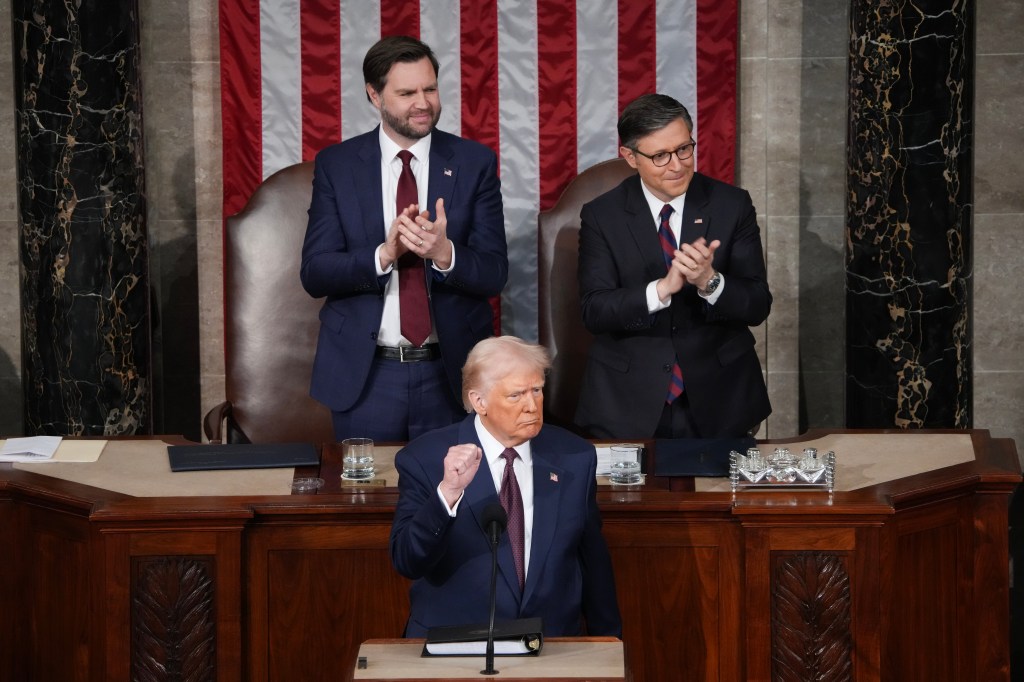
[399,345,412,362]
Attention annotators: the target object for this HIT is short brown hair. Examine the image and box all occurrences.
[618,93,693,150]
[363,35,440,101]
[461,337,551,411]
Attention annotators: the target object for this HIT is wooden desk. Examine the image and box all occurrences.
[0,430,1018,681]
[352,638,625,681]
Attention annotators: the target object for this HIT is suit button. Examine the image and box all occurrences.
[370,331,378,340]
[663,364,672,373]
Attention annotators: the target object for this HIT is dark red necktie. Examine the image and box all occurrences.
[659,204,685,403]
[499,448,525,591]
[396,150,430,347]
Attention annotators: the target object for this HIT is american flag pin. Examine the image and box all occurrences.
[550,472,558,483]
[444,168,453,176]
[694,218,703,224]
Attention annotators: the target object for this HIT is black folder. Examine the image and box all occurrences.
[423,617,544,656]
[651,437,756,477]
[167,443,319,472]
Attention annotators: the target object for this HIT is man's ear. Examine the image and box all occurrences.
[468,389,486,415]
[620,146,638,170]
[366,84,381,108]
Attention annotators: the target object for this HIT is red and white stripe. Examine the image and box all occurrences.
[220,0,737,339]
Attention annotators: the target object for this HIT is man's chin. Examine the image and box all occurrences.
[518,422,542,439]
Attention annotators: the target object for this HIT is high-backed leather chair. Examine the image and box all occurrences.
[537,157,636,431]
[203,162,334,443]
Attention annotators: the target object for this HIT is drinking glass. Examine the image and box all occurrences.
[341,438,375,480]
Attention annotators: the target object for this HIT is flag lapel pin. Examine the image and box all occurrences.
[550,472,558,483]
[694,218,703,224]
[444,168,453,177]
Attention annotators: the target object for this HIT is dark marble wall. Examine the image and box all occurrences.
[13,0,151,435]
[846,0,973,428]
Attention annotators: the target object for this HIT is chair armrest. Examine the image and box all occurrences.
[203,401,232,444]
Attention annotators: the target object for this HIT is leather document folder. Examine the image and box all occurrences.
[423,617,544,656]
[167,442,319,472]
[651,437,757,477]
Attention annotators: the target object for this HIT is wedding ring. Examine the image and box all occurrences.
[419,239,424,246]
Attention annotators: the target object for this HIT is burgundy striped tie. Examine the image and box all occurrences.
[499,448,525,591]
[396,150,430,347]
[659,204,685,403]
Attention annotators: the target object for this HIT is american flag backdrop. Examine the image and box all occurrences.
[219,0,738,339]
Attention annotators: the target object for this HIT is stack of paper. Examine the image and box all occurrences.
[0,436,63,463]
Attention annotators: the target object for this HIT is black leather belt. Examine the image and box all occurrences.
[375,344,441,362]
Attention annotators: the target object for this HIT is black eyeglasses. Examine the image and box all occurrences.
[631,141,697,167]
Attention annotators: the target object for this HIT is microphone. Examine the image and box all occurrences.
[480,503,507,675]
[482,502,507,549]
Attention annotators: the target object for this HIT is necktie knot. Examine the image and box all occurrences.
[501,448,518,466]
[397,149,414,168]
[660,203,674,223]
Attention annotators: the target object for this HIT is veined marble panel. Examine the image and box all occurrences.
[846,0,973,428]
[14,0,151,435]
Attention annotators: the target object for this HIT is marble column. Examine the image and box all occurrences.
[13,0,152,435]
[846,0,973,428]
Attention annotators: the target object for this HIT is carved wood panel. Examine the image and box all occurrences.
[771,552,853,682]
[131,556,216,682]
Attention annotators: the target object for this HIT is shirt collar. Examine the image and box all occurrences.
[638,180,686,224]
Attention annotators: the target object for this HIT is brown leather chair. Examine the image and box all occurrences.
[537,157,636,431]
[203,162,334,443]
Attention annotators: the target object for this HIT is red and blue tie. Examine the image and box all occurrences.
[659,204,685,403]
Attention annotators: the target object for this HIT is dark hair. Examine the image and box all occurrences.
[617,94,694,149]
[363,35,440,101]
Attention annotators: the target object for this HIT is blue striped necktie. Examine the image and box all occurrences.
[659,204,685,403]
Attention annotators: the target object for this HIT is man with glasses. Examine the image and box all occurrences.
[575,93,772,439]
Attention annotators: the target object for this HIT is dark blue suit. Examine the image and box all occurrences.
[390,416,622,638]
[301,128,508,412]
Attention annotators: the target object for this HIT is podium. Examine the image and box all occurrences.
[352,638,627,681]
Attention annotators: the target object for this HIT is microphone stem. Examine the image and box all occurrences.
[482,529,499,675]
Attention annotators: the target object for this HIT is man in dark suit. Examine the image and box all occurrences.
[301,36,507,442]
[576,93,771,440]
[390,336,622,638]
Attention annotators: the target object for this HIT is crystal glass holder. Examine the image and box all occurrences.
[729,447,835,492]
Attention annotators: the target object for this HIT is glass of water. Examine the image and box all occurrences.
[608,444,641,485]
[341,437,375,480]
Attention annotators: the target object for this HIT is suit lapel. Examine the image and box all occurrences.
[356,129,386,244]
[521,446,565,607]
[427,130,457,218]
[622,177,670,282]
[680,172,711,246]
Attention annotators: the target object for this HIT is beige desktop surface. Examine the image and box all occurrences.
[7,433,976,498]
[13,439,296,497]
[353,639,625,680]
[694,432,975,492]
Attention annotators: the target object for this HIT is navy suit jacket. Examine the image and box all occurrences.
[576,172,772,438]
[300,128,508,411]
[390,416,622,638]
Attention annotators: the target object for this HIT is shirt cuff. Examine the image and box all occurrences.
[436,483,462,516]
[375,244,394,277]
[646,280,671,313]
[431,240,456,274]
